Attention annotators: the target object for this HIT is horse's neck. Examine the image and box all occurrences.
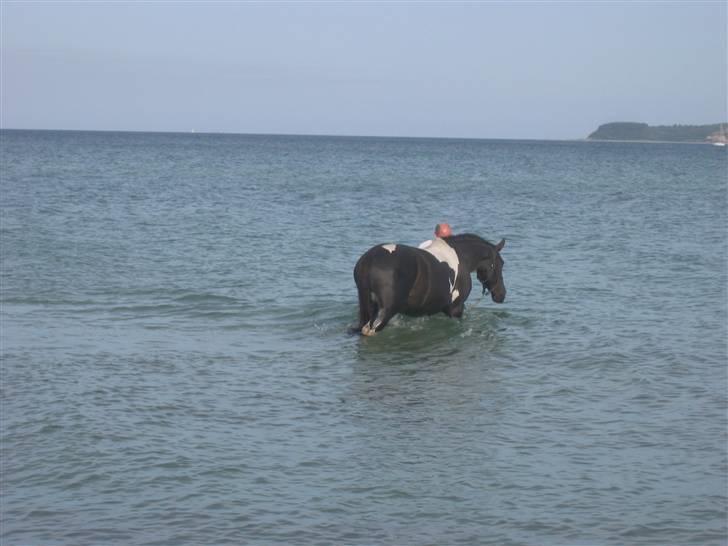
[452,240,490,271]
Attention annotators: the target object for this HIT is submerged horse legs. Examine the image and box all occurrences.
[443,271,471,319]
[354,283,388,336]
[361,311,394,336]
[361,307,393,336]
[445,300,465,319]
[359,275,398,336]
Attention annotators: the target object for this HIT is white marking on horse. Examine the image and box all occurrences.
[381,244,397,253]
[418,238,460,302]
[362,323,378,336]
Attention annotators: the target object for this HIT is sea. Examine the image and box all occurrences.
[1,129,726,545]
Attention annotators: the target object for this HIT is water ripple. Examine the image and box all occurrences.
[1,132,726,545]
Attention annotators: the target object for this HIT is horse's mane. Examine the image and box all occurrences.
[445,233,493,246]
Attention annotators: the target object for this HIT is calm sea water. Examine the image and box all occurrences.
[1,130,726,545]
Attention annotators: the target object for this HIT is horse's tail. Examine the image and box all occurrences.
[353,253,374,331]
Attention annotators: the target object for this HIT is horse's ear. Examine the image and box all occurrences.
[496,239,505,251]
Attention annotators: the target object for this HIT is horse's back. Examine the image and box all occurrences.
[355,243,419,286]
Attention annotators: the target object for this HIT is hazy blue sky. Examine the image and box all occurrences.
[2,1,726,139]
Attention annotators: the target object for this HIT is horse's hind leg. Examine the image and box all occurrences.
[360,292,382,336]
[361,278,397,336]
[360,299,381,336]
[353,259,377,334]
[354,284,373,333]
[361,306,394,336]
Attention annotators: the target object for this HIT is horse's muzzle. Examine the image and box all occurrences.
[484,282,506,303]
[491,285,506,303]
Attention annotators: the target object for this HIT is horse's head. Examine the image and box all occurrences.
[475,238,506,303]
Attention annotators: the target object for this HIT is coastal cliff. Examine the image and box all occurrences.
[588,122,726,143]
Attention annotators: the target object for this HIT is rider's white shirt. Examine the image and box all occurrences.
[418,238,459,302]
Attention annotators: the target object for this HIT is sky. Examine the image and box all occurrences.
[1,1,726,140]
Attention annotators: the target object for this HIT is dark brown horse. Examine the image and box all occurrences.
[353,233,506,335]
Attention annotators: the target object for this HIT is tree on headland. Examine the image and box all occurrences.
[588,122,726,142]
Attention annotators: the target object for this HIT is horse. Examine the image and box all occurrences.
[353,233,506,336]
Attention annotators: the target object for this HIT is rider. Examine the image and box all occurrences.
[419,222,452,249]
[435,222,452,238]
[418,222,459,301]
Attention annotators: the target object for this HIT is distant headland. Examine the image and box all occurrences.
[588,122,727,144]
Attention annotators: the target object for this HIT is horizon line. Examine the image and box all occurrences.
[0,126,596,143]
[1,126,722,145]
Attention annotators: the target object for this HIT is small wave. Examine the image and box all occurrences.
[5,290,253,323]
[173,293,241,304]
[108,303,179,315]
[1,296,99,307]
